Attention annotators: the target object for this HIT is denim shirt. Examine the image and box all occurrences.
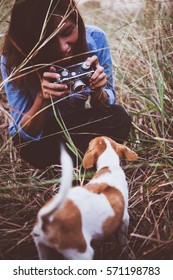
[1,25,116,142]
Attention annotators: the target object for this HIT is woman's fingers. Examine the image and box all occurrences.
[42,70,60,80]
[41,69,70,99]
[91,65,105,81]
[90,73,107,89]
[85,56,107,89]
[86,55,99,69]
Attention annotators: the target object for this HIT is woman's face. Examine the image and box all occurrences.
[53,15,79,59]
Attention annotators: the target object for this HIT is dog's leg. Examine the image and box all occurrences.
[119,211,129,247]
[37,242,57,260]
[118,210,129,259]
[33,234,49,260]
[63,242,94,260]
[32,232,54,260]
[77,244,94,260]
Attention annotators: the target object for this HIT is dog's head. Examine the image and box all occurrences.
[83,136,138,169]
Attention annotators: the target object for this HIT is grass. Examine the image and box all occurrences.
[0,0,173,259]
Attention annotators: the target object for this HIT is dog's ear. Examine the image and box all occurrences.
[111,141,138,161]
[117,144,138,161]
[83,149,97,169]
[109,138,138,161]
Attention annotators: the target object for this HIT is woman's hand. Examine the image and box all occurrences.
[85,56,108,104]
[86,55,107,90]
[41,66,70,100]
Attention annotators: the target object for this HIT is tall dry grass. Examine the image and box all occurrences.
[0,0,173,259]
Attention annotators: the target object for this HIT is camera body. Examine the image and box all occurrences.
[55,62,94,93]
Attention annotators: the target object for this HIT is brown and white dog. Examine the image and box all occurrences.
[32,136,138,260]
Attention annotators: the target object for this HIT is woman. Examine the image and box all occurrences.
[1,0,131,168]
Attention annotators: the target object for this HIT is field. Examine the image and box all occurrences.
[0,0,173,259]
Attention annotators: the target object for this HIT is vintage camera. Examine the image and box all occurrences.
[55,62,94,93]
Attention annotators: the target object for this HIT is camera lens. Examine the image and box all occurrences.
[73,80,86,92]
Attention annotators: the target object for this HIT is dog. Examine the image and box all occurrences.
[32,136,138,260]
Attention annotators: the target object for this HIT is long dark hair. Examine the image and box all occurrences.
[3,0,89,86]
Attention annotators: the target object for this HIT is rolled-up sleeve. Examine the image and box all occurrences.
[96,30,116,104]
[86,25,116,105]
[1,55,42,141]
